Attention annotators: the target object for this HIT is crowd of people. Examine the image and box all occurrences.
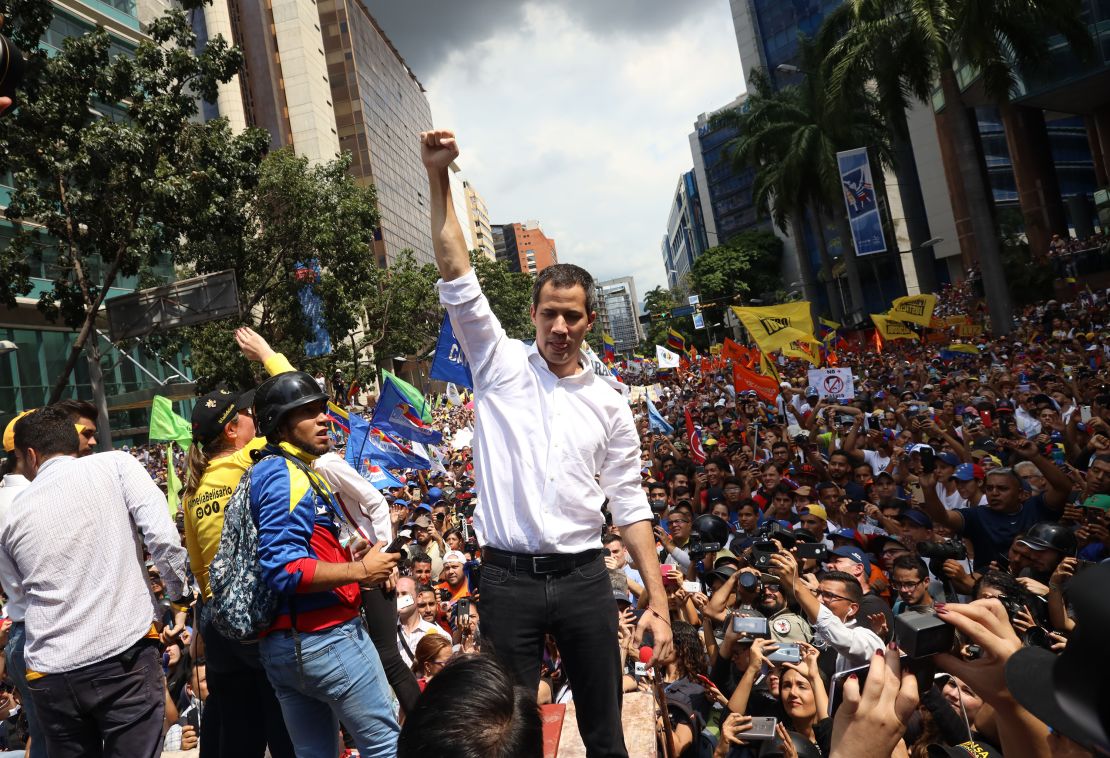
[0,128,1107,758]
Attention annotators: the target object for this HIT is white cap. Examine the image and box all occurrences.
[442,550,467,565]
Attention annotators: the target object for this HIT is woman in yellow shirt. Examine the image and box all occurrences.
[182,327,295,758]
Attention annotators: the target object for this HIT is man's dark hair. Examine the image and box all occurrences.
[14,407,79,459]
[648,482,668,494]
[531,263,596,314]
[761,461,783,474]
[706,456,729,472]
[891,554,928,582]
[601,533,623,547]
[398,653,542,758]
[736,499,760,514]
[416,584,436,596]
[410,553,432,566]
[54,398,97,422]
[821,570,864,601]
[829,450,853,465]
[671,502,694,518]
[772,441,789,452]
[722,476,744,488]
[772,483,795,497]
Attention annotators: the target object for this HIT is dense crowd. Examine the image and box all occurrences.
[0,128,1107,758]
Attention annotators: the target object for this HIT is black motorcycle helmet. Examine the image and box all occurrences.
[1017,521,1078,556]
[691,514,731,546]
[253,371,329,437]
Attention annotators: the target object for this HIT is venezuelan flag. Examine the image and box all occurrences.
[602,332,616,363]
[667,329,686,354]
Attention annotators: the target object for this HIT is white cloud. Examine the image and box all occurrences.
[422,0,743,297]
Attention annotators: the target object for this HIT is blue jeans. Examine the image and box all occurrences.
[260,617,399,758]
[5,623,45,758]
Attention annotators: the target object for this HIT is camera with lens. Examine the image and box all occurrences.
[917,539,967,562]
[751,522,796,569]
[737,570,762,593]
[688,514,730,560]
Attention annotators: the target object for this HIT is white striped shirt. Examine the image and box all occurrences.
[0,452,187,673]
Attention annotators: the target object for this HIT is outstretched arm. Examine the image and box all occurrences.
[421,130,470,282]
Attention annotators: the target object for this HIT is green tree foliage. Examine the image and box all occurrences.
[360,249,441,365]
[0,0,268,400]
[691,230,784,302]
[471,252,535,341]
[171,149,381,390]
[639,286,695,353]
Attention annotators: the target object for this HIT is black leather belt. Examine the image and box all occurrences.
[482,546,605,575]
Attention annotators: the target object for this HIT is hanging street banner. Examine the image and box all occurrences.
[836,147,887,256]
[294,260,333,356]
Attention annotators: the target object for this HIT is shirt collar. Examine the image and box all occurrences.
[272,441,320,464]
[36,455,75,475]
[526,342,592,383]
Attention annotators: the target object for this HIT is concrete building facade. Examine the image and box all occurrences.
[463,181,496,260]
[662,171,708,291]
[492,221,558,275]
[598,277,643,354]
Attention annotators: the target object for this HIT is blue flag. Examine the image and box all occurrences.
[346,413,430,471]
[647,396,674,435]
[430,314,473,388]
[371,376,444,445]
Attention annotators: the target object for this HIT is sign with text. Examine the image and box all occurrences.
[807,367,855,399]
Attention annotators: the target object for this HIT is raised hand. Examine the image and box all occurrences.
[234,326,275,363]
[420,129,459,172]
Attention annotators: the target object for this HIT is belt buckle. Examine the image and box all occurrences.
[531,555,560,574]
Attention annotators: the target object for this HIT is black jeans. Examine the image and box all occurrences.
[26,642,165,758]
[200,615,294,758]
[479,551,626,758]
[360,586,422,715]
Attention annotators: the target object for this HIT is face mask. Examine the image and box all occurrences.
[650,499,667,511]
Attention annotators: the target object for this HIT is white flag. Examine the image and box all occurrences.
[446,382,462,406]
[656,345,680,368]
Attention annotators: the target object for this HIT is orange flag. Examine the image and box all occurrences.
[733,363,780,405]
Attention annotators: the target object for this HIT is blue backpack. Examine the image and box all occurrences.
[207,458,280,640]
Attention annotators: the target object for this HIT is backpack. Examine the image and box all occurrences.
[207,458,280,640]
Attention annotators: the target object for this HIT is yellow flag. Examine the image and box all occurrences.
[781,337,823,367]
[888,294,937,327]
[871,313,917,341]
[819,317,841,330]
[945,343,980,355]
[732,302,815,354]
[759,352,781,383]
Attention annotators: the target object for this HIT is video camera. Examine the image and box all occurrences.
[751,522,796,569]
[688,514,730,560]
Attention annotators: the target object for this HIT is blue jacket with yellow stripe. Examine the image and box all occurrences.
[249,441,361,633]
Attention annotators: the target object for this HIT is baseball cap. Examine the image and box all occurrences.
[936,452,960,467]
[900,510,934,529]
[953,463,985,481]
[1005,563,1110,754]
[192,388,256,446]
[426,486,444,502]
[442,550,467,565]
[831,545,870,573]
[2,410,34,453]
[799,504,827,521]
[805,386,818,397]
[1082,494,1110,511]
[831,528,863,547]
[874,470,895,481]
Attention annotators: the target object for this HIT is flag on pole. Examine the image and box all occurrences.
[430,314,474,388]
[888,294,937,327]
[373,373,441,445]
[666,329,687,354]
[346,412,430,471]
[647,396,674,435]
[731,302,816,354]
[656,345,680,369]
[759,352,781,383]
[685,406,706,464]
[871,313,917,341]
[148,396,192,515]
[733,362,780,405]
[602,332,617,363]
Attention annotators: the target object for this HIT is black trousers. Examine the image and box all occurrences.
[360,586,422,714]
[27,643,166,758]
[200,616,294,758]
[479,551,626,758]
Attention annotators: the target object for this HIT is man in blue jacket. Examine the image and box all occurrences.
[250,371,401,757]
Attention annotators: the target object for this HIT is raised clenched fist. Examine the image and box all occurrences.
[419,129,460,171]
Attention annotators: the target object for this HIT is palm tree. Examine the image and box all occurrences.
[825,0,1092,334]
[823,1,940,293]
[716,39,892,324]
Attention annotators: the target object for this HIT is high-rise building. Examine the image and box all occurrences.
[318,2,435,267]
[492,221,558,276]
[463,181,496,260]
[662,171,709,290]
[196,0,340,163]
[597,278,643,353]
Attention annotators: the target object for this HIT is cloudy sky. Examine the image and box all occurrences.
[366,0,745,301]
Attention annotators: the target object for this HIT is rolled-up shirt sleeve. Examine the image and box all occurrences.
[601,402,652,527]
[437,271,508,387]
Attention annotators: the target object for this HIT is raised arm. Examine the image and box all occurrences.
[421,130,470,282]
[917,470,965,532]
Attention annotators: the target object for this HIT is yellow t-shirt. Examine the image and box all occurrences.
[184,353,294,599]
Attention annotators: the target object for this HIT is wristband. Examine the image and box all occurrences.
[647,607,671,626]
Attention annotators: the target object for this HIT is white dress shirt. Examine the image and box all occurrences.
[314,452,392,545]
[438,270,651,554]
[0,452,187,674]
[396,617,446,667]
[0,474,30,622]
[814,603,885,673]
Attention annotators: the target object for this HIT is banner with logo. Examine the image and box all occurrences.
[656,344,680,369]
[888,294,937,327]
[836,147,887,256]
[731,302,816,354]
[733,363,780,404]
[294,260,333,356]
[871,313,917,341]
[807,367,855,400]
